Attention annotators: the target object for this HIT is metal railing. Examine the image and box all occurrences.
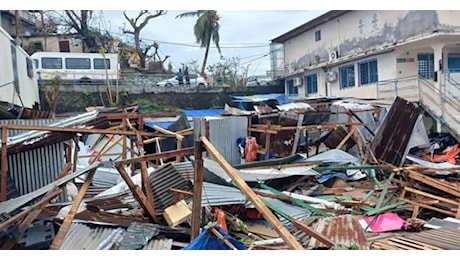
[376,73,460,139]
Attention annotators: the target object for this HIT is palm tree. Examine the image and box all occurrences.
[176,10,222,77]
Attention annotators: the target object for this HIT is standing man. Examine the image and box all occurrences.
[184,66,191,87]
[176,68,184,87]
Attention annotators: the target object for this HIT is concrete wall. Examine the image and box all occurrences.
[39,85,285,114]
[283,10,446,75]
[23,35,83,53]
[0,27,39,108]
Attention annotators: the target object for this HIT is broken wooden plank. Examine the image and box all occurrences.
[114,147,194,166]
[191,119,204,241]
[291,114,305,155]
[115,165,160,223]
[0,186,62,233]
[209,226,238,250]
[136,130,155,215]
[200,136,304,250]
[1,126,7,202]
[50,169,96,250]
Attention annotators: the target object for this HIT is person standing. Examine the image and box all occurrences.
[184,66,190,87]
[176,68,184,87]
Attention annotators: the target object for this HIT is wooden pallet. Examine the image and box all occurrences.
[370,228,460,250]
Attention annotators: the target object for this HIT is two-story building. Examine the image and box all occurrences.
[270,10,460,99]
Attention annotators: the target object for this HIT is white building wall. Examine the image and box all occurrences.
[0,27,39,108]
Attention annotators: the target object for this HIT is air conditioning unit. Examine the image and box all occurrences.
[329,51,339,61]
[326,70,338,82]
[293,77,302,86]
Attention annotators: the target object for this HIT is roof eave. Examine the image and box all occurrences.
[271,10,352,43]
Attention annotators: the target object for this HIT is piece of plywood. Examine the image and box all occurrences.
[164,200,192,227]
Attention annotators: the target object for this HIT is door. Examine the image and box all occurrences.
[59,40,70,52]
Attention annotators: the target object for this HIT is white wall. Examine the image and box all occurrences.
[0,27,39,108]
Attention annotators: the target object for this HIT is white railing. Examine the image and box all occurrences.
[376,73,460,138]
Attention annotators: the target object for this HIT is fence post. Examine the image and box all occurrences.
[394,79,398,97]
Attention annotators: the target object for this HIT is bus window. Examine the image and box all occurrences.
[26,58,34,78]
[42,57,62,69]
[65,58,91,69]
[93,58,111,70]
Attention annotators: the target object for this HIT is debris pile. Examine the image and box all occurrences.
[0,96,460,250]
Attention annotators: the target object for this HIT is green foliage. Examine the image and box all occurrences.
[134,99,181,113]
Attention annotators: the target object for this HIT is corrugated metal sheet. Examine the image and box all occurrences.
[7,142,66,201]
[370,96,423,166]
[0,119,59,137]
[59,222,125,250]
[200,182,249,206]
[208,116,247,166]
[255,197,312,225]
[0,163,101,215]
[142,238,173,250]
[172,161,194,181]
[370,228,460,250]
[96,163,193,215]
[307,215,369,250]
[118,222,160,250]
[2,110,99,148]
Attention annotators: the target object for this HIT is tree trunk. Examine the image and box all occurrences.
[200,36,212,77]
[135,31,145,69]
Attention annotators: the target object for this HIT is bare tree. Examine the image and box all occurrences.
[63,11,98,52]
[122,10,166,69]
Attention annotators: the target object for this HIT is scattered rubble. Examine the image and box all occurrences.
[0,96,459,250]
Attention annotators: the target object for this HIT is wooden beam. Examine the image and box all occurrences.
[50,168,96,250]
[209,226,237,250]
[114,147,194,166]
[335,127,357,150]
[200,136,304,250]
[291,114,304,155]
[408,170,460,197]
[0,124,166,137]
[115,165,160,223]
[289,217,335,248]
[1,126,7,202]
[153,125,184,140]
[169,188,193,197]
[241,161,321,171]
[0,186,62,233]
[136,130,155,217]
[191,119,204,241]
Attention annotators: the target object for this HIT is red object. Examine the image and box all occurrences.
[244,136,259,162]
[215,208,228,233]
[422,144,460,164]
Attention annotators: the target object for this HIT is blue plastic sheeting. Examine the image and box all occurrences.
[182,109,226,117]
[182,226,247,250]
[317,171,348,184]
[231,94,293,105]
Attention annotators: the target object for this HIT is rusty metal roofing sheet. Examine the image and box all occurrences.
[142,238,173,250]
[307,215,369,250]
[59,222,125,250]
[370,96,423,166]
[370,228,460,250]
[0,163,101,215]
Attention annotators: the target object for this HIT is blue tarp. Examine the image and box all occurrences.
[144,109,225,129]
[182,226,247,250]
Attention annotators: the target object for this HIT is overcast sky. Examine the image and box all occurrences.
[100,10,327,76]
[7,1,450,76]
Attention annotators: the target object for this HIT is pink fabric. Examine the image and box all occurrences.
[364,213,409,232]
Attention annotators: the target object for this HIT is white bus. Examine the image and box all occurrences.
[31,52,120,84]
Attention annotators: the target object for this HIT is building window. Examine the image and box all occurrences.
[41,57,62,69]
[339,64,355,89]
[93,58,111,70]
[304,73,318,94]
[33,41,43,52]
[65,58,91,69]
[418,53,434,79]
[26,58,34,78]
[287,79,298,95]
[315,30,321,42]
[358,59,378,85]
